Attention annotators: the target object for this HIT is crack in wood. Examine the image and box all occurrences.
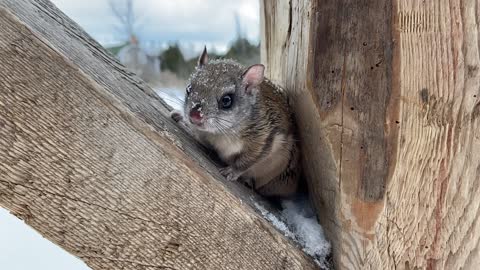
[339,53,347,195]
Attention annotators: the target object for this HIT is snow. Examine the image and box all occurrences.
[255,196,331,269]
[254,202,296,239]
[281,197,331,268]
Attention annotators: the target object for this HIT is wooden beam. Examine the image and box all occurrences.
[261,0,480,268]
[0,0,318,269]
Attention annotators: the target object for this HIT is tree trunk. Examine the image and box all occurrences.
[0,1,318,269]
[261,0,480,269]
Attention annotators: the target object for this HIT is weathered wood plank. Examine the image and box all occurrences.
[262,0,480,268]
[0,0,318,269]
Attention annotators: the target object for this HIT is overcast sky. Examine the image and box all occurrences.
[0,209,89,270]
[50,0,260,54]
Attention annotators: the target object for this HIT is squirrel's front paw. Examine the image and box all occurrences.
[219,167,242,182]
[170,110,184,122]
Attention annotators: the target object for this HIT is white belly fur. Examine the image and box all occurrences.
[208,135,244,162]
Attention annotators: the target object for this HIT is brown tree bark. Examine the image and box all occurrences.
[261,0,480,269]
[0,0,318,269]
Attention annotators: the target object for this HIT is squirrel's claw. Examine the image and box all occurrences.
[220,167,241,182]
[170,110,184,122]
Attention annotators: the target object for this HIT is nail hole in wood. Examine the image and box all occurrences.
[420,88,429,103]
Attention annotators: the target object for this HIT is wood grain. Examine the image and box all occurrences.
[261,0,480,268]
[0,0,318,269]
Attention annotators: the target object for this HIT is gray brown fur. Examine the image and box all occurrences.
[171,55,300,197]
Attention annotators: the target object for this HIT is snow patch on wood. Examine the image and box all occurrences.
[255,196,331,269]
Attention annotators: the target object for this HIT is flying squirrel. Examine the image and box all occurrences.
[171,47,300,197]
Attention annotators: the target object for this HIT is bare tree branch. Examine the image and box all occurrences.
[109,0,141,41]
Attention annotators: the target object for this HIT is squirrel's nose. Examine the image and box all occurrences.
[189,104,203,125]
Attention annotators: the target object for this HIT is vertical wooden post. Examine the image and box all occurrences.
[261,0,480,268]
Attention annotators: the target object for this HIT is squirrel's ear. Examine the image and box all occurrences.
[197,46,209,67]
[242,64,265,93]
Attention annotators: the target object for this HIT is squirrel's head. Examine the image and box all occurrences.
[183,47,265,134]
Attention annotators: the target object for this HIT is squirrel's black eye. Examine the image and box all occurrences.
[220,94,234,109]
[186,84,192,95]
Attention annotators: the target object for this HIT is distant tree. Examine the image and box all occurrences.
[234,12,245,51]
[224,38,260,66]
[159,44,199,79]
[226,12,260,66]
[160,44,185,73]
[109,0,140,42]
[108,1,162,83]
